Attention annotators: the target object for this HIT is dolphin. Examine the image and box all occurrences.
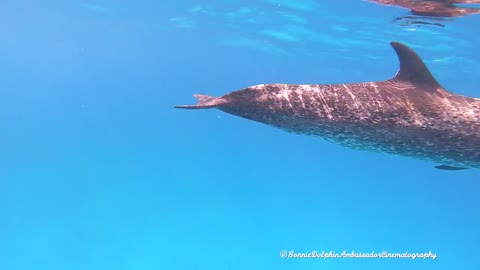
[366,0,480,18]
[175,41,480,170]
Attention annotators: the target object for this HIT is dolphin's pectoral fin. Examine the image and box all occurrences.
[434,165,468,171]
[389,41,442,92]
[174,94,228,109]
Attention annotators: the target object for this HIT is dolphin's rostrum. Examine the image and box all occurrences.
[175,41,480,170]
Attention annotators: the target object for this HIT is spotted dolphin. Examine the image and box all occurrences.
[175,41,480,170]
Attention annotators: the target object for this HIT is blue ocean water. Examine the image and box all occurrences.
[1,1,480,269]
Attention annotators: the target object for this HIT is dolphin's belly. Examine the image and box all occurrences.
[270,116,480,168]
[226,102,480,168]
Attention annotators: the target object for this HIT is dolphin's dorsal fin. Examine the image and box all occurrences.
[389,41,442,92]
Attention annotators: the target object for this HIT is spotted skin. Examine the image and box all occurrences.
[175,41,480,169]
